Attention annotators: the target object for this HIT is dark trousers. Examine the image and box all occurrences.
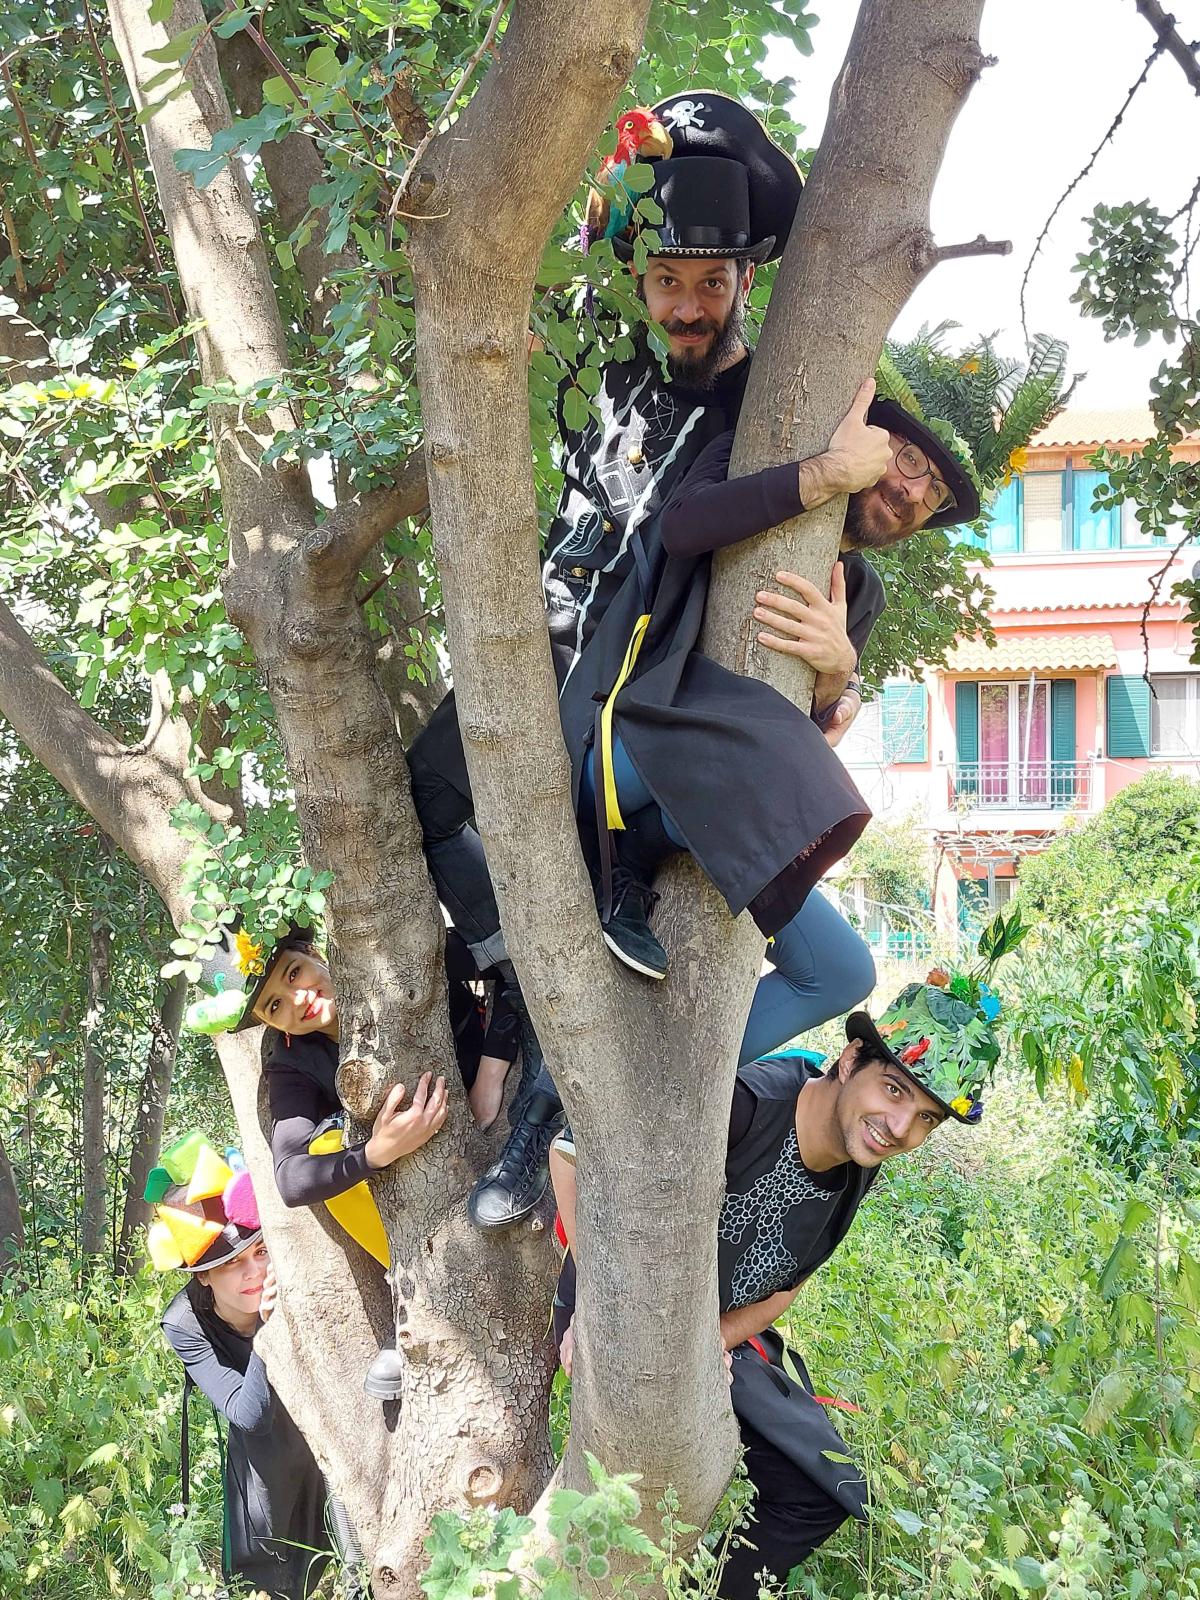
[407,709,505,964]
[716,1422,850,1599]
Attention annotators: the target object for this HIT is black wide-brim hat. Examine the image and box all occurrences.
[867,398,981,529]
[842,1010,964,1120]
[612,90,802,265]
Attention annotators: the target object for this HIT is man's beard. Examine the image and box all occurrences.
[637,279,747,391]
[843,488,923,550]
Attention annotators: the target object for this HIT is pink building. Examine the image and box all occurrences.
[839,408,1200,938]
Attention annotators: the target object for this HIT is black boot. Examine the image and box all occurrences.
[591,806,675,981]
[468,1086,563,1229]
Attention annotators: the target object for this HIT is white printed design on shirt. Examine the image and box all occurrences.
[719,1129,835,1307]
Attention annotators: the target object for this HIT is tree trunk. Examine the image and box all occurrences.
[0,1133,23,1276]
[117,972,187,1276]
[81,909,112,1263]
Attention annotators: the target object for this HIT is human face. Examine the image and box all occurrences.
[638,257,753,387]
[251,949,336,1035]
[843,433,942,550]
[832,1044,945,1169]
[199,1239,269,1326]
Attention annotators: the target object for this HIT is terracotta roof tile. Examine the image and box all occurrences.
[943,633,1117,673]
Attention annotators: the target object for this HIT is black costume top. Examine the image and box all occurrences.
[556,444,874,934]
[719,1054,875,1310]
[544,352,752,665]
[266,932,517,1208]
[162,1286,328,1600]
[553,1051,874,1521]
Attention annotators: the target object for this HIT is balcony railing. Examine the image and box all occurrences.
[952,761,1093,811]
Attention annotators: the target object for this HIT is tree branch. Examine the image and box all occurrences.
[1133,0,1200,94]
[916,232,1011,271]
[703,0,992,697]
[0,596,217,912]
[304,447,429,584]
[215,26,360,338]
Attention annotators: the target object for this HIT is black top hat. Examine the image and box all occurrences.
[612,90,802,265]
[867,398,982,529]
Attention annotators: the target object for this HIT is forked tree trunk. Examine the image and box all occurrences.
[0,0,997,1592]
[117,972,187,1275]
[81,908,112,1263]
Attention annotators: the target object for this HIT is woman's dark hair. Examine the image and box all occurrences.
[185,1274,215,1317]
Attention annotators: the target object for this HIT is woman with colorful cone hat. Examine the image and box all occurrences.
[152,1137,332,1600]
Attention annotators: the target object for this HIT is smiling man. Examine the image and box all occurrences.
[550,938,1015,1598]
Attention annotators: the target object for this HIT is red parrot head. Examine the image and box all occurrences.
[613,107,674,163]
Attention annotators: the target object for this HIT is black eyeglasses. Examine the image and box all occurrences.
[894,442,956,514]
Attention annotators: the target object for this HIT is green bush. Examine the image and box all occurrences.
[0,1259,222,1600]
[1016,771,1200,927]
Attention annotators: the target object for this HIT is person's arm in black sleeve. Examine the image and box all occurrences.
[661,379,894,560]
[163,1314,275,1435]
[661,433,805,558]
[268,1068,373,1208]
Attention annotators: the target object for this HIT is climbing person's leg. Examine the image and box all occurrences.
[738,891,876,1066]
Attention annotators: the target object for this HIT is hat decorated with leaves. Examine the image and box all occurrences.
[144,1132,262,1272]
[846,907,1027,1125]
[602,90,803,266]
[182,919,315,1036]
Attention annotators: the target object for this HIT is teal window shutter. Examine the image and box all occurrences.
[1106,674,1151,758]
[882,683,927,763]
[986,478,1022,554]
[955,681,979,797]
[1050,679,1077,805]
[1072,470,1119,550]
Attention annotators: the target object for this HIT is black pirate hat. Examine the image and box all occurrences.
[867,397,983,529]
[612,91,802,265]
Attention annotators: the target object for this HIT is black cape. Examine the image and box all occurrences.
[163,1288,329,1599]
[557,515,871,935]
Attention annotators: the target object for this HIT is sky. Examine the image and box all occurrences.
[767,0,1200,408]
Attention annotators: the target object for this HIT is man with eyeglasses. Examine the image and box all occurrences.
[653,390,980,747]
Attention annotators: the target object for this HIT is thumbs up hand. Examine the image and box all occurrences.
[823,378,892,495]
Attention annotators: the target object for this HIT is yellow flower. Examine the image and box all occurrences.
[235,928,265,978]
[1007,446,1028,477]
[960,358,981,374]
[950,1095,973,1116]
[1067,1054,1088,1098]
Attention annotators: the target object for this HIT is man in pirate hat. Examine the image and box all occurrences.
[550,911,1024,1598]
[407,92,891,1227]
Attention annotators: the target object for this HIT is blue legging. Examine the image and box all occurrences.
[583,741,876,1062]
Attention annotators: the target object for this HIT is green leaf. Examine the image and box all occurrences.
[275,240,296,270]
[262,76,299,108]
[622,162,656,194]
[148,0,175,17]
[891,1507,926,1536]
[306,45,343,84]
[562,386,590,432]
[143,25,204,63]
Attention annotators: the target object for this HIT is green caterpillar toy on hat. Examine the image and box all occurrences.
[145,1131,261,1271]
[182,920,314,1036]
[846,906,1027,1126]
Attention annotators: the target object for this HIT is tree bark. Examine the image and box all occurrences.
[0,1134,23,1276]
[702,0,991,695]
[81,907,112,1262]
[117,971,187,1276]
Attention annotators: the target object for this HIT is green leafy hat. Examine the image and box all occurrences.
[183,919,315,1036]
[845,907,1027,1125]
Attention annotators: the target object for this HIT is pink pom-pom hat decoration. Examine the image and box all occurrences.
[222,1168,260,1230]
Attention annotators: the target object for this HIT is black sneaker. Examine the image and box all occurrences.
[468,1116,557,1229]
[550,1122,575,1166]
[601,868,668,980]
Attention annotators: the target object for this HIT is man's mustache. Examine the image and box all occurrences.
[662,318,719,338]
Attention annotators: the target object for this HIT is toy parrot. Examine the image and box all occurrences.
[184,971,249,1035]
[583,106,673,246]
